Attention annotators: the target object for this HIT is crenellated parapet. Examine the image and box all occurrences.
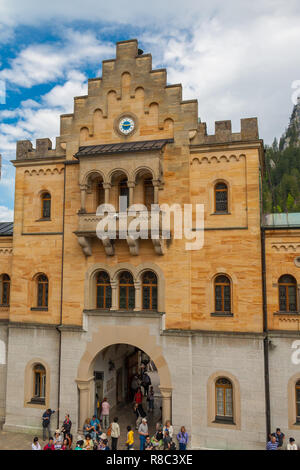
[190,117,259,145]
[16,137,66,161]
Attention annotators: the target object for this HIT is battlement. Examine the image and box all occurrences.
[16,137,66,161]
[191,117,259,145]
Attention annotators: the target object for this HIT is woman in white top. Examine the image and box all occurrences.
[163,420,174,439]
[31,437,41,450]
[53,430,63,450]
[287,437,298,450]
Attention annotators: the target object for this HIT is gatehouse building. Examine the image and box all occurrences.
[0,39,300,449]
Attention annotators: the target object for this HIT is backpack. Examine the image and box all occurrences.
[143,374,151,385]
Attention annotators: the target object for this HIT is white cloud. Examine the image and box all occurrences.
[43,70,87,110]
[0,68,88,167]
[0,206,13,221]
[141,12,300,141]
[0,29,113,88]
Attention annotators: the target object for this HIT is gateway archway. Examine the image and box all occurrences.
[76,324,172,431]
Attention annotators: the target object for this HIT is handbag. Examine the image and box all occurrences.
[107,424,112,437]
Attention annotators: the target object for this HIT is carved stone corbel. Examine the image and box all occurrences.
[126,235,139,256]
[152,238,165,255]
[78,236,92,257]
[101,236,114,256]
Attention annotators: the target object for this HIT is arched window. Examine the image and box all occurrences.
[96,271,111,309]
[279,275,297,312]
[144,178,154,210]
[296,380,300,423]
[215,182,228,213]
[119,178,129,209]
[119,271,135,310]
[32,364,46,404]
[41,192,51,219]
[37,274,48,308]
[215,378,233,422]
[0,274,10,306]
[142,271,158,310]
[214,275,231,313]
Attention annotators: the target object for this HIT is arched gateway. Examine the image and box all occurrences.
[76,324,172,431]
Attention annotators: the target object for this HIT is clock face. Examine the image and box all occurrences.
[119,117,135,135]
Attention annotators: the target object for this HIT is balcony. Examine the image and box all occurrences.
[74,210,165,256]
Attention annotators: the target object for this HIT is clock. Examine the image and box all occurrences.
[119,117,135,135]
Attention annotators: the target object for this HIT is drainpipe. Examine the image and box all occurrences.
[261,226,271,439]
[56,165,66,428]
[259,168,271,439]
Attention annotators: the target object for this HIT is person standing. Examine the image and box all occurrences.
[126,425,134,450]
[61,414,72,440]
[138,418,148,450]
[31,437,41,450]
[266,435,278,450]
[142,373,151,397]
[177,426,189,450]
[163,420,174,439]
[101,398,110,430]
[148,386,154,412]
[134,387,143,405]
[131,376,139,401]
[275,428,285,449]
[111,417,120,450]
[287,437,298,450]
[42,408,55,441]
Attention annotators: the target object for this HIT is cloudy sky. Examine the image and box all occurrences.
[0,0,300,221]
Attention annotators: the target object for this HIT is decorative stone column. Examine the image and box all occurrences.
[103,182,111,205]
[152,179,160,204]
[76,376,95,431]
[127,180,135,206]
[159,387,172,424]
[110,280,118,311]
[79,184,88,213]
[134,279,142,311]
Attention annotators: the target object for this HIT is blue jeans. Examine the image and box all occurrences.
[179,443,186,450]
[139,435,146,450]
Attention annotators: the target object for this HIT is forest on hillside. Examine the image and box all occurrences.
[262,105,300,214]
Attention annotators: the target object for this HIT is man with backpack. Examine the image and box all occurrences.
[134,402,146,429]
[42,408,55,441]
[142,372,151,397]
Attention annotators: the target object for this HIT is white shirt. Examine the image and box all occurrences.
[287,442,298,450]
[32,442,41,450]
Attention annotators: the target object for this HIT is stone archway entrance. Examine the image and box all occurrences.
[76,324,172,431]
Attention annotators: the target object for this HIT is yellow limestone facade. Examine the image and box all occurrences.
[0,39,300,449]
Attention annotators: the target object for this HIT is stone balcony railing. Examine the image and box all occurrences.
[74,210,165,256]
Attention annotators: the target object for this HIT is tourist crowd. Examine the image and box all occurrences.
[34,370,189,451]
